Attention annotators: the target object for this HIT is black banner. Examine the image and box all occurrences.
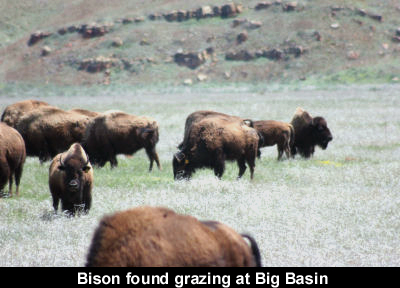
[5,267,399,287]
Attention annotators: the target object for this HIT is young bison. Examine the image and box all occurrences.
[82,111,161,171]
[49,143,93,215]
[253,120,294,160]
[86,206,262,267]
[173,115,260,180]
[0,123,26,197]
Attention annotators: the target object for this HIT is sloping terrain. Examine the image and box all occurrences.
[0,0,400,86]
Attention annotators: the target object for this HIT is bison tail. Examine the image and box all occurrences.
[243,119,254,128]
[241,233,262,267]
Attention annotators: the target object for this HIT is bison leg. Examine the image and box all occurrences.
[14,163,24,197]
[245,153,256,180]
[213,151,225,179]
[237,157,247,179]
[52,194,60,213]
[145,146,162,172]
[277,145,284,161]
[109,156,118,168]
[0,163,10,197]
[8,173,13,197]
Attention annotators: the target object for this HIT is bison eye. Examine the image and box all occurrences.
[58,165,66,171]
[82,166,91,173]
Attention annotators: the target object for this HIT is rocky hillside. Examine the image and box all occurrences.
[1,0,400,86]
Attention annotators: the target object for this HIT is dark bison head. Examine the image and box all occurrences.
[172,151,191,180]
[312,117,333,150]
[58,153,91,207]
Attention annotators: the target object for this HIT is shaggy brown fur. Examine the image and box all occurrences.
[82,111,161,171]
[15,106,92,163]
[290,108,333,158]
[69,108,100,118]
[178,110,253,149]
[1,99,51,128]
[253,120,294,160]
[0,123,26,197]
[49,143,93,215]
[86,206,261,267]
[173,115,260,180]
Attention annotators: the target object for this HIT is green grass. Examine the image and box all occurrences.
[0,83,400,266]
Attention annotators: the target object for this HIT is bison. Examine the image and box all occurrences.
[173,115,260,180]
[86,206,261,267]
[178,110,254,149]
[0,123,26,197]
[1,99,51,128]
[15,106,92,163]
[253,120,294,160]
[290,107,333,158]
[81,111,161,171]
[48,143,93,215]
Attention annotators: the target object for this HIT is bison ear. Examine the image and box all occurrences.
[82,166,91,173]
[174,152,185,163]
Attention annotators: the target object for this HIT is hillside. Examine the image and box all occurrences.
[1,0,400,86]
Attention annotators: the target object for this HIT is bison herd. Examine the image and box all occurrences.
[0,99,333,267]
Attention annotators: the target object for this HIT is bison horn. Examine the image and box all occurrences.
[174,152,185,163]
[59,154,65,167]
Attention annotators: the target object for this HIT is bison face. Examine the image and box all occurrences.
[172,152,191,180]
[312,117,333,150]
[58,157,91,204]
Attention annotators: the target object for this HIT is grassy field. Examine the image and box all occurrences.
[0,83,399,266]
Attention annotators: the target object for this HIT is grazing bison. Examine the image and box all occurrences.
[290,108,333,158]
[82,111,161,171]
[253,120,294,160]
[173,115,260,180]
[49,143,93,215]
[178,110,254,149]
[15,106,92,162]
[86,206,261,267]
[0,123,26,197]
[1,99,51,128]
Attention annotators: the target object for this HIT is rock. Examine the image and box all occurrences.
[112,38,123,47]
[174,52,206,69]
[79,56,119,73]
[196,6,213,19]
[347,50,360,60]
[225,50,256,61]
[283,2,297,12]
[27,31,52,46]
[183,79,193,85]
[255,2,272,10]
[197,73,208,81]
[247,20,262,29]
[41,46,51,56]
[330,23,340,29]
[237,31,248,44]
[221,3,240,18]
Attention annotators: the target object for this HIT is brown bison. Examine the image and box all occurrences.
[290,108,333,158]
[15,106,92,163]
[86,206,261,267]
[1,99,51,128]
[253,120,294,160]
[49,143,93,215]
[82,111,161,171]
[69,108,100,118]
[173,115,260,180]
[178,110,254,149]
[0,123,26,197]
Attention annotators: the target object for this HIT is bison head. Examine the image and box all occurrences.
[312,117,333,150]
[58,153,91,208]
[172,151,191,180]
